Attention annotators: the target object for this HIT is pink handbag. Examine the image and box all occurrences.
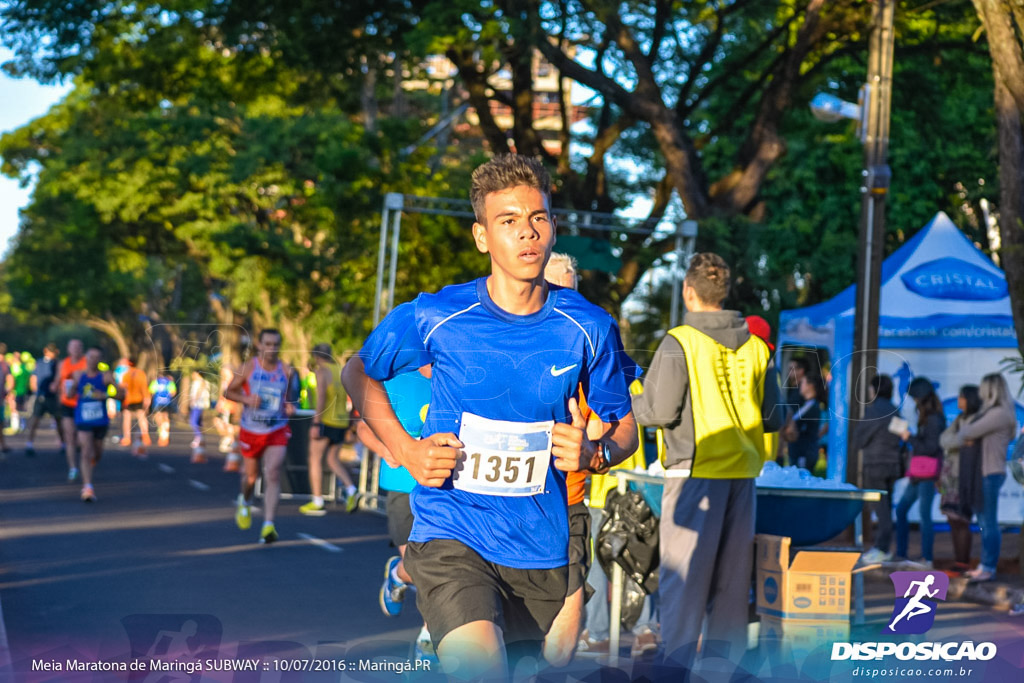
[907,455,940,479]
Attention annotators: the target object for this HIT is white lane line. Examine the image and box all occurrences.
[158,464,175,474]
[297,533,343,553]
[188,480,211,491]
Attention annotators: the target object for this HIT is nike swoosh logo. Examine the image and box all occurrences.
[550,364,578,377]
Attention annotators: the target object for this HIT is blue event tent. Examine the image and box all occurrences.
[777,211,1023,485]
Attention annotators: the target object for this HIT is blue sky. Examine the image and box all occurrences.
[0,47,72,256]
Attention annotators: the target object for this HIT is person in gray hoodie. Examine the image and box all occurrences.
[954,372,1018,581]
[631,253,782,672]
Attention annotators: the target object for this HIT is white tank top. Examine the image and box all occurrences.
[240,360,290,434]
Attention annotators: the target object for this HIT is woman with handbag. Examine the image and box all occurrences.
[939,385,982,570]
[951,373,1018,581]
[894,377,946,567]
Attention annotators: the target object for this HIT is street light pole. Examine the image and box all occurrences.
[847,0,895,486]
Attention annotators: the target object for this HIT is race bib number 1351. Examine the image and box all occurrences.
[454,412,554,497]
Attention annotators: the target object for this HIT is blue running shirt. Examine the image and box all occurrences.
[360,278,637,568]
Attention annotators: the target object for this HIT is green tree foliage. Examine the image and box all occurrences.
[0,0,1008,347]
[0,6,482,360]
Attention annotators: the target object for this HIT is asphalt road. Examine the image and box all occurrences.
[2,423,1023,683]
[0,424,431,682]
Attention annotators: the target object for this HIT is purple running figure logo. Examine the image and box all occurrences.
[885,571,949,634]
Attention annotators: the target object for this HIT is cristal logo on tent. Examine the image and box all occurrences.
[885,571,949,635]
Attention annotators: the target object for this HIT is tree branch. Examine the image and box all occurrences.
[447,47,510,154]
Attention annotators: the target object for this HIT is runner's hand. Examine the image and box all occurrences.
[552,397,594,472]
[243,394,262,409]
[284,402,296,417]
[400,433,462,487]
[378,444,400,469]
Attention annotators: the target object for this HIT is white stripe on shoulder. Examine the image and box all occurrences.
[553,307,596,357]
[424,302,482,344]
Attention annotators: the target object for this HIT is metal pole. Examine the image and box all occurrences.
[608,476,628,663]
[669,227,684,329]
[374,194,405,327]
[670,220,699,329]
[373,205,391,328]
[846,0,894,484]
[386,208,402,320]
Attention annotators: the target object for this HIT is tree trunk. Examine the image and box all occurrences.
[975,0,1024,358]
[994,76,1024,357]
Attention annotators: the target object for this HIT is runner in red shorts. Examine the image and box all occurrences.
[223,329,297,544]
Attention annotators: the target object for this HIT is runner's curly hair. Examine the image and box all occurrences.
[470,155,551,222]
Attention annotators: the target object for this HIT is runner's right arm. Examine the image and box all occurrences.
[224,360,260,408]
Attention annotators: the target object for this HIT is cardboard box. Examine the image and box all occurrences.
[755,534,860,621]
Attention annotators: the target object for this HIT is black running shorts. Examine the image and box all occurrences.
[77,425,109,440]
[386,491,414,547]
[316,424,347,445]
[404,538,567,652]
[33,394,60,419]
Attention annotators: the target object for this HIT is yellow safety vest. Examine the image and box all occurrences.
[320,368,350,428]
[667,325,769,478]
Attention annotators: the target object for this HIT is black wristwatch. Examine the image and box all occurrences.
[587,441,611,474]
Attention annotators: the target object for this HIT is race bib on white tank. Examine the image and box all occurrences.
[257,386,282,414]
[454,412,554,497]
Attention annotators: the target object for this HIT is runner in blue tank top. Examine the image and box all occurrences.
[67,346,123,502]
[344,155,639,679]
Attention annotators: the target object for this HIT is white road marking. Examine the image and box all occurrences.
[297,533,343,553]
[188,480,210,491]
[158,464,175,474]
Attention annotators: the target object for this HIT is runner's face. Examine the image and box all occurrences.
[68,340,83,358]
[259,334,282,360]
[86,349,101,370]
[473,185,554,283]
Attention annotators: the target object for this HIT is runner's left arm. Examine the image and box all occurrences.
[553,318,639,472]
[283,364,299,417]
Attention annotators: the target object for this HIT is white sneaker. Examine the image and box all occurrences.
[860,548,891,564]
[907,558,933,570]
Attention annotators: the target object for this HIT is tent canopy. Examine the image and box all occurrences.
[779,211,1016,353]
[776,211,1020,480]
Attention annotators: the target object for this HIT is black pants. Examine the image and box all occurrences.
[864,466,900,552]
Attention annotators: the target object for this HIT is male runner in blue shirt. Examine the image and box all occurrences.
[344,155,638,680]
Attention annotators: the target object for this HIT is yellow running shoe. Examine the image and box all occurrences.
[260,523,278,544]
[235,500,251,529]
[299,500,327,516]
